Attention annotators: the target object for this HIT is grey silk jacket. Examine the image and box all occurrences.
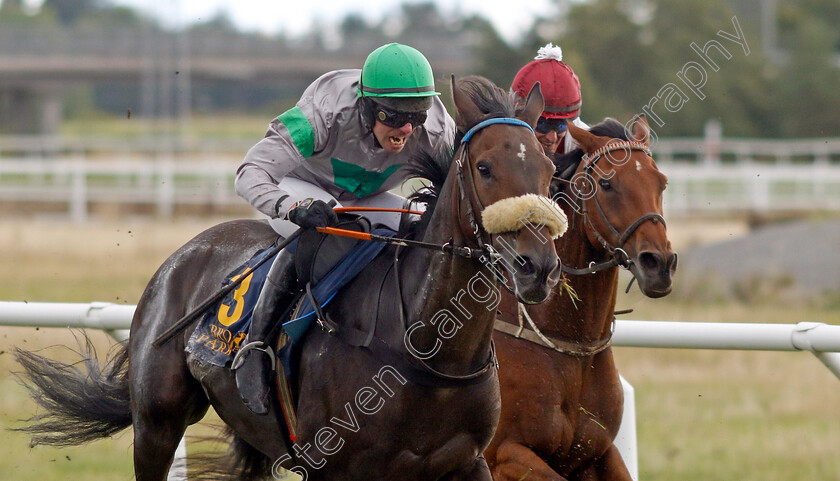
[234,69,457,218]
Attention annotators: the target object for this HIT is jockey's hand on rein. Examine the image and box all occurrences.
[286,198,338,229]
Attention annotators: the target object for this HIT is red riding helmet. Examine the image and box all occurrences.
[511,43,581,120]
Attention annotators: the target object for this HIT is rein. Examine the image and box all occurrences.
[317,117,535,385]
[388,117,531,382]
[320,119,542,278]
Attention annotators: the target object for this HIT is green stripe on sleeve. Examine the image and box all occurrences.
[277,106,315,158]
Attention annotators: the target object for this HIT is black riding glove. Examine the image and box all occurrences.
[286,198,338,229]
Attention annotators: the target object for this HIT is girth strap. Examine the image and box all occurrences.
[363,336,498,388]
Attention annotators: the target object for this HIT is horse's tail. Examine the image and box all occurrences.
[13,335,132,446]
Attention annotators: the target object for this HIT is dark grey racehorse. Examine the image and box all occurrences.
[15,75,562,481]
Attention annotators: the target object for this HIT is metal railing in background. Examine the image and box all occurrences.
[3,136,840,220]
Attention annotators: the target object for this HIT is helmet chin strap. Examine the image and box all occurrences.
[359,97,377,134]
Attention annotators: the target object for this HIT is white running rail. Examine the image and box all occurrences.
[3,300,840,481]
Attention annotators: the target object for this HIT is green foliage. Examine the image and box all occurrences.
[531,0,839,137]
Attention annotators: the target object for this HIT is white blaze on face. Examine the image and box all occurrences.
[636,160,643,172]
[518,143,527,161]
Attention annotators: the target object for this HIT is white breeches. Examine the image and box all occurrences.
[267,177,420,237]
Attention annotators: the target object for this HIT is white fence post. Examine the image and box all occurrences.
[167,436,189,481]
[615,376,638,481]
[70,160,88,223]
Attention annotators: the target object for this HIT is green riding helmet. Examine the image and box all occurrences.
[359,43,440,113]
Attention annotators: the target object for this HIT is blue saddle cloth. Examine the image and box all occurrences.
[185,228,396,367]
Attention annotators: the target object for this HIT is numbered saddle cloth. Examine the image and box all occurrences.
[185,226,397,367]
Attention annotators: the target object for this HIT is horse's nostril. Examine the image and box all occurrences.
[516,255,536,276]
[638,252,660,271]
[669,252,678,272]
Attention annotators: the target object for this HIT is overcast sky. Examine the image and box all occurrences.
[101,0,556,42]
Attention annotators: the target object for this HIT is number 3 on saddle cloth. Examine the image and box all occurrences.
[186,215,395,438]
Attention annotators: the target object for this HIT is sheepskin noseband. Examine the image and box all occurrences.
[481,194,567,239]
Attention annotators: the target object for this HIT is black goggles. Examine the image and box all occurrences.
[535,117,569,135]
[373,105,428,128]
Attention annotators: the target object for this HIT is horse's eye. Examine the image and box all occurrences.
[477,162,492,179]
[599,179,612,191]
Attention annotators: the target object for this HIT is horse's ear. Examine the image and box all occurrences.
[566,119,606,154]
[451,75,483,130]
[519,81,545,128]
[629,113,651,147]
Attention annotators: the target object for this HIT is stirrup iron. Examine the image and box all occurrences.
[231,341,277,371]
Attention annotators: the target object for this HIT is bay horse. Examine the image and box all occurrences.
[485,115,677,481]
[14,76,564,481]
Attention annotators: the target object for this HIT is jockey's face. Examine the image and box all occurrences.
[536,129,566,155]
[535,116,569,155]
[372,120,416,154]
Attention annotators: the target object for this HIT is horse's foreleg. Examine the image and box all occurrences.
[492,441,567,481]
[572,444,633,481]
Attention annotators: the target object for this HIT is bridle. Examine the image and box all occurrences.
[451,118,542,292]
[497,139,664,356]
[561,139,665,276]
[315,117,538,273]
[387,116,539,384]
[454,118,535,262]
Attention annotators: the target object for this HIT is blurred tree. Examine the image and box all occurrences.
[532,0,840,137]
[0,0,58,25]
[558,0,665,126]
[775,11,840,137]
[340,13,387,49]
[76,5,152,30]
[644,0,775,137]
[341,13,371,38]
[1,0,23,11]
[399,2,448,35]
[461,15,522,88]
[188,11,239,34]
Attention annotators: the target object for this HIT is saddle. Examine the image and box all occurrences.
[294,214,371,286]
[185,213,378,367]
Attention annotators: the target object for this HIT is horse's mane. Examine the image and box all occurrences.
[454,75,517,125]
[554,117,629,178]
[400,75,515,238]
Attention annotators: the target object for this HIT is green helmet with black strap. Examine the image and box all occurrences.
[358,43,440,114]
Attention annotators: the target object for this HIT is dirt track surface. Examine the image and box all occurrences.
[678,217,840,296]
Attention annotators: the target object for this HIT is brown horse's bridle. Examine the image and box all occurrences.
[562,140,665,276]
